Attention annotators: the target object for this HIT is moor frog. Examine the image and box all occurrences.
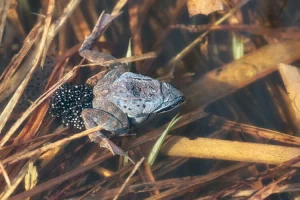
[52,13,185,161]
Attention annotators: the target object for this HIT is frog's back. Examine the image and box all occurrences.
[109,72,164,117]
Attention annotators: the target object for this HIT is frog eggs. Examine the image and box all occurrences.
[49,84,93,129]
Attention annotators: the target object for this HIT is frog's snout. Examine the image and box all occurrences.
[155,83,185,113]
[177,95,186,105]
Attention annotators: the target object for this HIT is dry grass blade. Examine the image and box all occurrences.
[125,38,132,68]
[232,183,300,198]
[43,0,81,59]
[0,126,68,151]
[169,24,300,39]
[278,63,300,132]
[40,0,55,67]
[24,161,38,193]
[248,169,296,200]
[8,111,202,199]
[161,136,300,166]
[78,52,157,67]
[168,0,249,66]
[1,125,102,165]
[0,161,11,188]
[0,67,77,148]
[8,153,112,200]
[185,41,300,109]
[7,2,26,39]
[128,1,143,72]
[144,163,247,200]
[7,109,205,199]
[0,0,54,137]
[96,175,219,198]
[0,22,42,99]
[112,0,128,16]
[0,158,36,200]
[113,157,145,200]
[200,156,300,199]
[208,115,300,146]
[0,0,11,42]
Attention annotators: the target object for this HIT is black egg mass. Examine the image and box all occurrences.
[49,84,93,129]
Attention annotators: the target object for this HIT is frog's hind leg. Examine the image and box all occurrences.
[78,13,124,70]
[78,13,117,66]
[78,13,126,86]
[81,108,134,163]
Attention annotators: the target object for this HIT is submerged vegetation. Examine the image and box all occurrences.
[1,0,300,199]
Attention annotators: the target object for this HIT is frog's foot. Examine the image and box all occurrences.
[89,132,134,163]
[82,108,133,163]
[79,12,120,66]
[100,138,134,163]
[109,132,137,137]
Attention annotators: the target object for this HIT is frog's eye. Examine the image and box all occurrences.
[128,83,141,97]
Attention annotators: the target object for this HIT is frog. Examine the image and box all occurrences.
[78,13,185,160]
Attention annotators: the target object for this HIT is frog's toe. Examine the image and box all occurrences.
[101,138,135,164]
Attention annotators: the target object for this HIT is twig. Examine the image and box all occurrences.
[113,157,145,200]
[0,161,11,187]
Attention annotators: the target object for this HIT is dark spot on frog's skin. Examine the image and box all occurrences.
[143,104,146,108]
[128,108,132,111]
[123,106,127,109]
[132,87,140,97]
[137,105,140,107]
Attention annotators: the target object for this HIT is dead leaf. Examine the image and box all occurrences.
[187,0,225,16]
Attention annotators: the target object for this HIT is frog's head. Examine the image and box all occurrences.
[155,83,185,113]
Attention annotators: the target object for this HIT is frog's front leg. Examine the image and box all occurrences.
[81,108,133,163]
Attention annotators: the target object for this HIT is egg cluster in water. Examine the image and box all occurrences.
[49,84,93,129]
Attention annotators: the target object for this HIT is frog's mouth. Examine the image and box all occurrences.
[157,96,186,113]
